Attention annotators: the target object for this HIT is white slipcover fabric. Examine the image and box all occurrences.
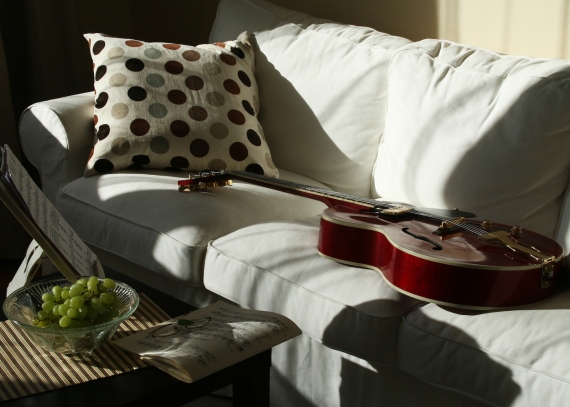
[56,169,327,288]
[399,287,570,407]
[210,0,411,197]
[373,39,570,240]
[204,216,422,363]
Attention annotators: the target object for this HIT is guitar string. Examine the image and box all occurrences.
[229,171,491,236]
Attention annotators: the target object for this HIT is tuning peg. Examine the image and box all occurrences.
[511,226,522,236]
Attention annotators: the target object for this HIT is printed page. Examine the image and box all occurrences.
[113,301,302,382]
[2,146,101,277]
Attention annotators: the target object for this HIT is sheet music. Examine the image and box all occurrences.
[114,301,301,382]
[3,146,99,277]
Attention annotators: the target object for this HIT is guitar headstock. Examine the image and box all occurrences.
[178,170,233,192]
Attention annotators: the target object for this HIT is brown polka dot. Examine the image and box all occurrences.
[128,86,147,101]
[165,61,184,74]
[214,42,226,48]
[190,139,210,158]
[170,120,190,137]
[170,156,189,168]
[126,58,144,72]
[97,124,110,140]
[188,106,208,121]
[228,109,245,125]
[182,50,201,61]
[163,43,181,50]
[229,142,248,161]
[125,40,144,47]
[223,79,240,95]
[95,65,107,81]
[168,90,187,105]
[185,76,204,91]
[93,40,105,55]
[247,129,261,146]
[95,92,109,109]
[238,70,252,87]
[130,118,150,136]
[220,54,236,65]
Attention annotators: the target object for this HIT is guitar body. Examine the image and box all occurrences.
[318,206,564,309]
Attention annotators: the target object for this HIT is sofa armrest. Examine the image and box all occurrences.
[19,92,94,204]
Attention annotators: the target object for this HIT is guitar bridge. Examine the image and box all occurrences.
[179,180,233,192]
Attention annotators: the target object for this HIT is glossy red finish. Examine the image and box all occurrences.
[318,206,564,309]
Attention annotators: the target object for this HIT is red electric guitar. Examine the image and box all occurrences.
[178,170,564,310]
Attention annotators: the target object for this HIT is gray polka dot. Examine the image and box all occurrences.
[203,62,222,76]
[107,47,125,59]
[206,91,225,107]
[209,158,228,171]
[150,136,170,154]
[109,73,127,87]
[111,137,130,156]
[146,73,165,88]
[111,103,129,120]
[210,122,229,139]
[144,48,162,59]
[149,103,168,119]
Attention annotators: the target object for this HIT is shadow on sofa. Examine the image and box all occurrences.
[322,299,521,407]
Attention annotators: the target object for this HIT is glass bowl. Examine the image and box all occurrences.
[3,277,139,355]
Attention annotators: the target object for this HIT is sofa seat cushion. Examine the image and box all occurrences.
[373,39,570,239]
[399,289,570,407]
[204,216,423,363]
[210,0,411,197]
[56,169,326,287]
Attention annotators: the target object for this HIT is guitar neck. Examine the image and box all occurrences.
[227,171,376,210]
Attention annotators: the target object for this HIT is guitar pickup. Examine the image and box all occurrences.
[432,217,465,237]
[381,206,413,216]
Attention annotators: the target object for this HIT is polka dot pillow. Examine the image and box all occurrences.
[84,32,278,178]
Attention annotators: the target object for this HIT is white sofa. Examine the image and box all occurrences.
[18,0,570,405]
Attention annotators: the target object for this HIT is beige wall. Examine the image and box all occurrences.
[271,0,570,59]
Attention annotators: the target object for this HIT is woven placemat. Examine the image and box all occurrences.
[0,293,170,401]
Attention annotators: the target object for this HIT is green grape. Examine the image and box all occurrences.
[59,316,72,328]
[87,281,99,293]
[76,278,87,286]
[42,300,55,311]
[42,293,55,302]
[69,296,84,308]
[64,299,71,306]
[88,276,99,284]
[99,293,114,305]
[52,285,63,300]
[102,278,116,289]
[52,305,60,316]
[69,287,83,297]
[67,308,79,319]
[58,304,70,316]
[99,285,108,293]
[35,320,49,328]
[77,304,89,320]
[61,290,70,300]
[37,310,50,320]
[112,299,123,309]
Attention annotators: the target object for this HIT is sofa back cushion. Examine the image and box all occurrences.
[210,0,410,197]
[373,39,570,241]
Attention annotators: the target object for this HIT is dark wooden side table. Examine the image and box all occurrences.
[0,269,271,407]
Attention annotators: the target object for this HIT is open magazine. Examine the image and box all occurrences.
[0,145,104,292]
[113,301,302,383]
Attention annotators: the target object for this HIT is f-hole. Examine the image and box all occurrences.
[402,228,443,250]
